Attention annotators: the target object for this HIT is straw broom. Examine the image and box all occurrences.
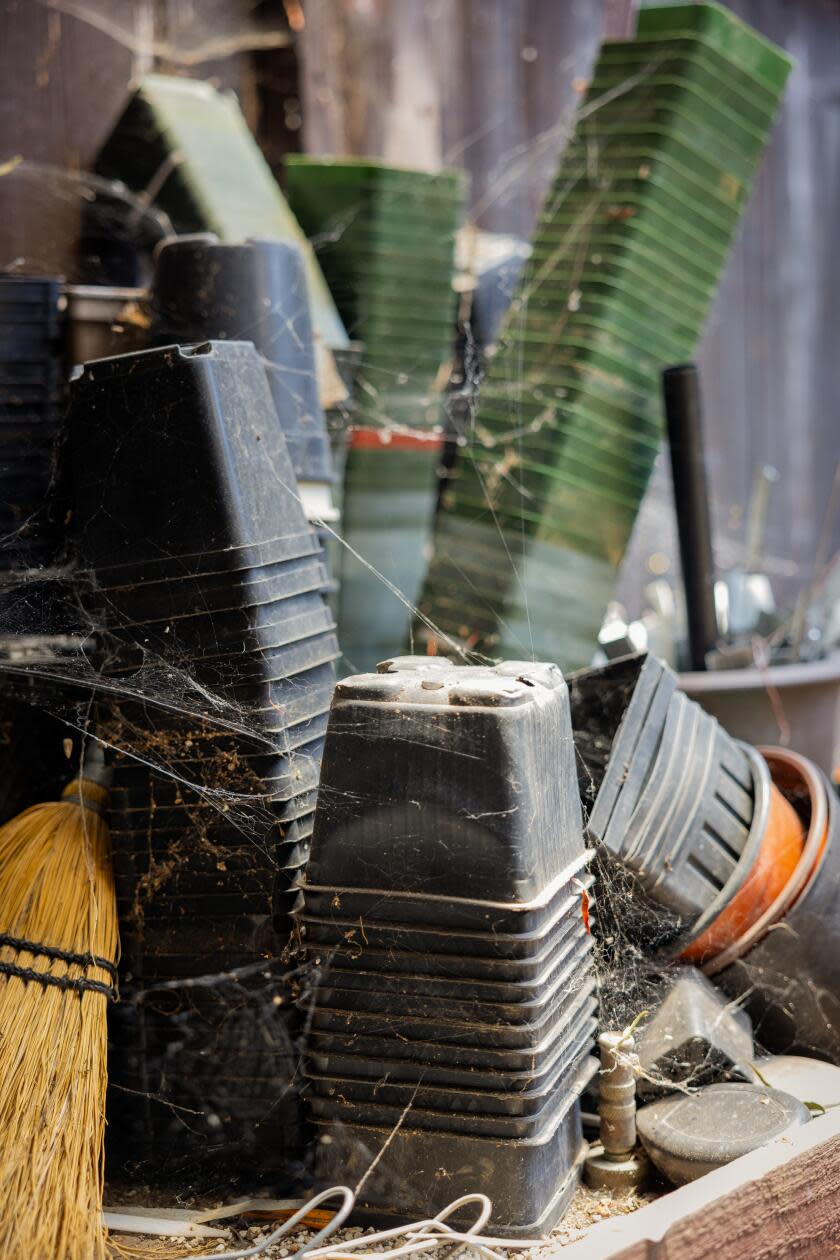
[0,760,118,1260]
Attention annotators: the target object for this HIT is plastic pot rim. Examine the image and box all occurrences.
[703,746,830,976]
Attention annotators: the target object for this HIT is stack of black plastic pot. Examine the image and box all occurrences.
[296,656,597,1236]
[68,339,338,1179]
[568,654,770,951]
[0,276,66,568]
[148,235,338,599]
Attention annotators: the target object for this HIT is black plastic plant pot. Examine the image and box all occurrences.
[135,913,278,960]
[301,849,592,936]
[107,602,337,665]
[94,529,322,587]
[306,992,596,1094]
[108,771,317,820]
[107,802,280,834]
[313,1092,586,1236]
[218,664,337,717]
[99,554,330,623]
[310,926,592,1025]
[617,698,762,920]
[305,660,586,904]
[150,235,334,484]
[103,667,335,741]
[107,740,324,797]
[568,653,676,822]
[105,607,337,675]
[306,987,597,1077]
[306,1016,595,1119]
[276,839,311,872]
[307,958,596,1051]
[69,341,312,572]
[569,652,764,924]
[297,870,593,961]
[712,756,840,1061]
[111,851,282,891]
[309,1058,596,1140]
[310,937,593,1028]
[105,585,331,647]
[300,897,591,992]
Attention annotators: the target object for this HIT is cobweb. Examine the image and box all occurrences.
[0,45,817,1227]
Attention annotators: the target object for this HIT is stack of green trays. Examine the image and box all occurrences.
[419,3,791,670]
[285,157,467,430]
[286,158,467,671]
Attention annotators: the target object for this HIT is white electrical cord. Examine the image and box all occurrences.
[186,1187,354,1260]
[184,1188,545,1260]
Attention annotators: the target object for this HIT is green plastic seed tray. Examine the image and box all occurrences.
[476,391,662,450]
[466,439,654,503]
[417,1,790,672]
[520,249,711,325]
[531,219,725,299]
[354,305,458,338]
[588,59,779,136]
[465,423,658,496]
[492,332,659,395]
[537,190,736,268]
[478,371,661,434]
[504,307,691,373]
[443,469,641,555]
[532,188,727,270]
[593,49,781,127]
[522,282,697,353]
[474,414,661,484]
[286,154,465,196]
[566,128,757,214]
[635,4,793,91]
[571,115,762,193]
[331,290,459,322]
[316,226,459,262]
[582,71,770,163]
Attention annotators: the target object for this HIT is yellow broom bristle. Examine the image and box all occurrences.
[0,775,118,1260]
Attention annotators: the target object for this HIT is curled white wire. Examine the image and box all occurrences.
[184,1187,545,1260]
[186,1186,354,1260]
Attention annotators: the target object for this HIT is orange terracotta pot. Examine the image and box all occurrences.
[701,747,831,976]
[679,760,805,966]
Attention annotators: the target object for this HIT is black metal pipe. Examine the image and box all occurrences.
[663,363,718,671]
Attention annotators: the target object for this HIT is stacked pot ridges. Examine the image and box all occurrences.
[296,656,597,1235]
[0,275,67,567]
[68,340,337,1176]
[417,3,791,670]
[568,653,770,942]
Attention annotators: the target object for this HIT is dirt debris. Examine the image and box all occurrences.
[108,1184,657,1259]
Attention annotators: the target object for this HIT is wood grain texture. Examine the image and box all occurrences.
[560,1109,840,1259]
[618,1133,840,1259]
